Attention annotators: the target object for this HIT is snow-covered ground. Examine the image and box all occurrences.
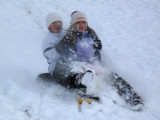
[0,0,160,120]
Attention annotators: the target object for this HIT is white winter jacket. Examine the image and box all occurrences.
[42,30,66,75]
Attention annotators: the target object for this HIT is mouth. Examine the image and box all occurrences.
[79,27,84,29]
[54,26,61,30]
[79,27,85,31]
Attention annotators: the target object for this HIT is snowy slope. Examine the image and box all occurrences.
[0,0,160,120]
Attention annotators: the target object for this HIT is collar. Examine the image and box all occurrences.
[76,31,88,37]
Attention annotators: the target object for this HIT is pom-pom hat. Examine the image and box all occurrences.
[71,11,88,25]
[46,12,62,29]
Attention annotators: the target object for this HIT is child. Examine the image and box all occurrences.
[53,11,102,91]
[42,12,66,76]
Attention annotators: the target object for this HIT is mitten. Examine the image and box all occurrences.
[93,39,102,50]
[64,31,76,45]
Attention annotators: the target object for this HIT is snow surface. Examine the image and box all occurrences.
[0,0,160,120]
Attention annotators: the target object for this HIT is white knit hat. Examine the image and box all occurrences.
[70,11,88,25]
[46,12,62,29]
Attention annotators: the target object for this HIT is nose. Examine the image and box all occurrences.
[79,22,84,27]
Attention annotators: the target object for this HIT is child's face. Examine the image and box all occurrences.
[49,21,62,33]
[74,21,87,32]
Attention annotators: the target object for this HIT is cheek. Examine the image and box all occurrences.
[74,24,79,29]
[49,24,54,29]
[81,24,87,29]
[84,23,87,28]
[84,25,87,29]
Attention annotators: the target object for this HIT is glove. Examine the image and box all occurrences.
[64,31,76,45]
[93,39,102,50]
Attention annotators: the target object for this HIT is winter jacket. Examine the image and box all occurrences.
[55,26,102,64]
[42,30,66,75]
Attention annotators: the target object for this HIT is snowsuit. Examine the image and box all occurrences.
[53,26,102,88]
[42,30,66,75]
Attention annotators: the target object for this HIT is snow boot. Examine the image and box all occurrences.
[69,70,93,93]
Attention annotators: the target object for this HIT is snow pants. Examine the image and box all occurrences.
[53,59,75,88]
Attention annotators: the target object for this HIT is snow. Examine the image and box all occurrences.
[0,0,160,120]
